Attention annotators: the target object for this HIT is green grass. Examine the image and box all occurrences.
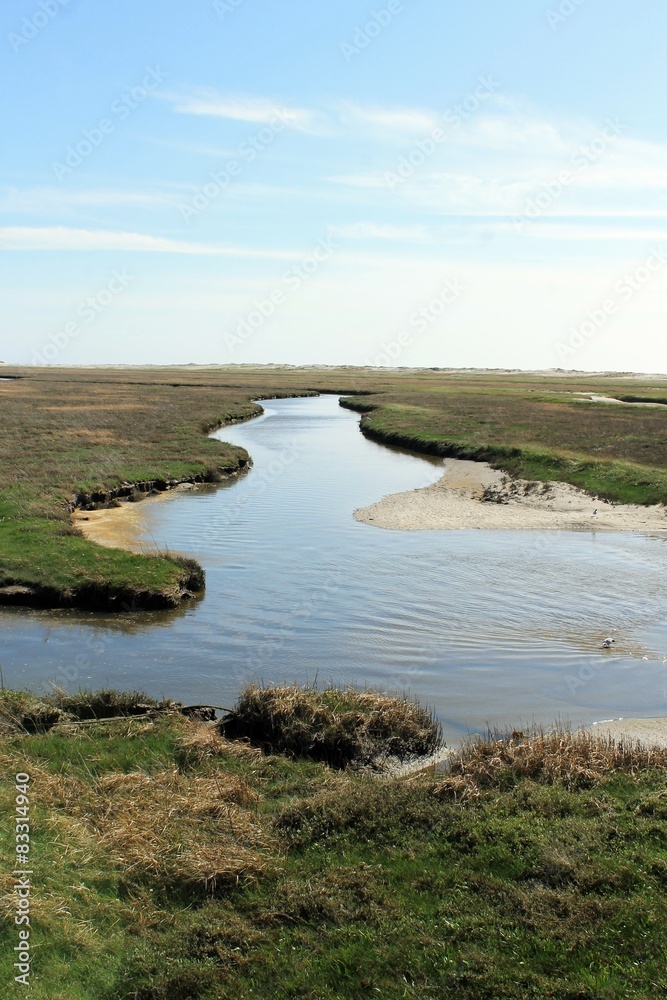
[618,394,667,406]
[2,687,667,998]
[0,516,197,608]
[343,392,667,505]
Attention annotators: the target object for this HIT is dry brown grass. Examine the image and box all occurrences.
[84,770,268,891]
[0,746,273,898]
[176,722,263,765]
[439,726,667,797]
[221,683,443,768]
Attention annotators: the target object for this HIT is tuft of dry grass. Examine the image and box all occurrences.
[176,722,262,766]
[220,683,443,768]
[82,770,269,892]
[440,726,667,796]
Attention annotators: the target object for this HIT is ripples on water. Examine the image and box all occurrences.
[2,395,666,744]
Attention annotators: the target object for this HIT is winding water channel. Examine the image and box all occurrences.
[2,394,667,744]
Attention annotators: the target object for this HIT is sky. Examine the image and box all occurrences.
[1,0,667,373]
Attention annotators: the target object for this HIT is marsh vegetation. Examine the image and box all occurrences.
[2,684,667,998]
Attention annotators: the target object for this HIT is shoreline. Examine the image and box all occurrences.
[354,457,667,532]
[586,717,667,747]
[72,480,221,552]
[398,716,667,777]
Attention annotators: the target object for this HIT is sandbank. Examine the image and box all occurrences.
[354,458,667,533]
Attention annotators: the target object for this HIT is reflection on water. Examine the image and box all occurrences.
[2,395,666,745]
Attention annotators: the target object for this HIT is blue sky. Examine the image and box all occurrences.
[2,0,666,372]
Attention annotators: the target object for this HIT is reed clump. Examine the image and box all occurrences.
[442,725,667,795]
[220,683,443,768]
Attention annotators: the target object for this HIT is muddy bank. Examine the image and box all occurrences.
[354,457,667,532]
[68,461,248,514]
[0,563,204,613]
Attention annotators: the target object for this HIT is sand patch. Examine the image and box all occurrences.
[574,393,667,408]
[587,718,667,748]
[72,484,197,552]
[354,458,667,532]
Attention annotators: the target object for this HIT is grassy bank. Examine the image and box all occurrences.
[340,382,667,506]
[0,370,319,609]
[1,366,666,610]
[2,684,667,998]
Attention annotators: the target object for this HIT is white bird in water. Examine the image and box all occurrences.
[601,638,616,648]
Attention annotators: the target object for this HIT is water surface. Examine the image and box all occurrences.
[2,395,666,745]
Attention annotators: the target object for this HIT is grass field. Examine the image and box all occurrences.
[2,685,667,999]
[1,365,666,609]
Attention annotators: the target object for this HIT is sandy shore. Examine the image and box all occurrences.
[354,458,667,533]
[72,483,198,552]
[585,718,667,747]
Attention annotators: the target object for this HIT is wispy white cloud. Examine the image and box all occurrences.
[324,173,388,190]
[0,226,301,258]
[165,89,319,132]
[325,106,667,227]
[0,187,166,213]
[515,223,667,242]
[458,114,570,155]
[330,222,430,242]
[337,103,439,136]
[164,90,486,141]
